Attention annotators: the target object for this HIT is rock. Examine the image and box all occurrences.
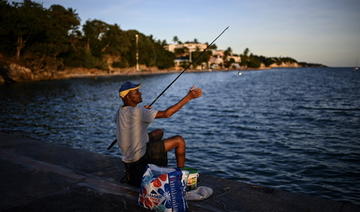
[0,62,34,84]
[8,63,33,81]
[0,62,33,84]
[0,62,14,84]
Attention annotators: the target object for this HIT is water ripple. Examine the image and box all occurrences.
[1,68,360,204]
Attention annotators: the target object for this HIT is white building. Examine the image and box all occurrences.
[164,43,241,70]
[227,54,241,63]
[164,42,207,53]
[209,50,224,68]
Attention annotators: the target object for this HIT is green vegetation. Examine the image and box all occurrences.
[0,0,174,73]
[238,48,300,68]
[0,0,324,78]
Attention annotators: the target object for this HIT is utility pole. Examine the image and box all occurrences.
[189,49,192,70]
[136,34,139,71]
[189,49,192,63]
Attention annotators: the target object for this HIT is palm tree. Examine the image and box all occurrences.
[173,36,179,44]
[243,48,249,57]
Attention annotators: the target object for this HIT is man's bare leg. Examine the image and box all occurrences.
[164,135,186,168]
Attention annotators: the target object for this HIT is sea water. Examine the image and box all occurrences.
[1,67,359,204]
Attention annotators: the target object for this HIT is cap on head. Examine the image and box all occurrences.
[119,81,140,98]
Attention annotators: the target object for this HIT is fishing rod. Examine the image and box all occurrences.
[107,26,229,150]
[148,26,230,107]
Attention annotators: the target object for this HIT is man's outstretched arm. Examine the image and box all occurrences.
[153,87,202,119]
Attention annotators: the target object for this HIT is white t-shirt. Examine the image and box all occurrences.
[115,106,158,163]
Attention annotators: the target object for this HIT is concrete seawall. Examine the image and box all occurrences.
[0,132,358,212]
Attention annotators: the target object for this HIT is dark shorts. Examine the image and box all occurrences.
[123,139,168,187]
[146,139,168,167]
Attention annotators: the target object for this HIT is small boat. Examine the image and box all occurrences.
[354,67,359,71]
[237,71,243,76]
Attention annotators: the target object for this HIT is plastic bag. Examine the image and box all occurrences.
[138,164,188,212]
[185,186,213,201]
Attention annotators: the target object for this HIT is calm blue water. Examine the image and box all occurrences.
[1,68,360,204]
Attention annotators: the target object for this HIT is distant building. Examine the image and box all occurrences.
[164,43,241,70]
[209,50,224,68]
[173,57,189,70]
[227,54,241,63]
[164,42,207,53]
[165,42,208,69]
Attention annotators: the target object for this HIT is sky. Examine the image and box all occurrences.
[33,0,360,67]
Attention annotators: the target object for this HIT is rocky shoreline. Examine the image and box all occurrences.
[0,61,309,85]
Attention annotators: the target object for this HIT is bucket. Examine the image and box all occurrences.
[181,167,199,191]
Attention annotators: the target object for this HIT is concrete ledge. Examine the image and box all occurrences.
[0,132,358,212]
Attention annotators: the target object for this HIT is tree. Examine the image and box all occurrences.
[160,39,167,46]
[0,0,13,53]
[47,5,80,44]
[207,43,217,50]
[173,36,179,44]
[243,48,249,57]
[191,50,211,67]
[39,5,80,57]
[154,43,175,69]
[247,55,261,68]
[0,0,81,70]
[224,47,232,60]
[224,47,233,68]
[100,24,130,56]
[240,48,250,67]
[82,19,109,56]
[258,56,274,67]
[174,47,188,57]
[0,0,46,60]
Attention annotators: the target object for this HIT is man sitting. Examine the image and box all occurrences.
[115,81,202,186]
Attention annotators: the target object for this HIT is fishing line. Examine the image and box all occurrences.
[148,26,230,107]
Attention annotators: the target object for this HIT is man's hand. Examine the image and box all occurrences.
[188,87,202,99]
[155,86,203,119]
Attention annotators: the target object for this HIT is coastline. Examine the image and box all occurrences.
[1,52,327,84]
[1,58,327,85]
[0,63,274,85]
[53,67,267,79]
